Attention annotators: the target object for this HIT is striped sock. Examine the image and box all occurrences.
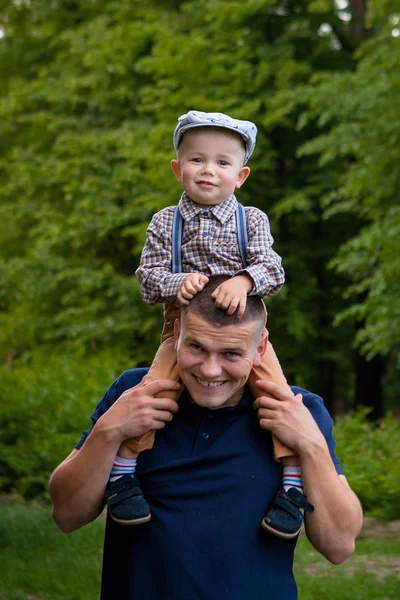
[109,455,137,483]
[282,466,303,493]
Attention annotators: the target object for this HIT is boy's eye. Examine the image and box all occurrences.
[219,160,229,166]
[191,157,202,163]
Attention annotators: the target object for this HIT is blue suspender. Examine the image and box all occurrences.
[171,204,248,273]
[235,202,248,270]
[171,205,184,274]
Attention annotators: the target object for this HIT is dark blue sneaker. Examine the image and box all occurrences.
[261,487,314,539]
[104,474,151,525]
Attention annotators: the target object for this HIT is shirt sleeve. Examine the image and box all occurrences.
[74,368,149,450]
[292,386,344,475]
[238,208,285,299]
[135,207,187,304]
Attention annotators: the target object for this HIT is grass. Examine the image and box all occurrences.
[0,502,104,600]
[0,502,399,600]
[295,534,400,600]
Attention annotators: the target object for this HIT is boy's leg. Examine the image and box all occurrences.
[123,303,181,453]
[247,328,296,462]
[106,304,181,525]
[248,324,314,538]
[123,336,180,453]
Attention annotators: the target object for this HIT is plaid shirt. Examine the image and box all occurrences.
[136,193,285,304]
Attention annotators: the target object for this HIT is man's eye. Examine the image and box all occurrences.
[190,343,202,351]
[226,351,239,358]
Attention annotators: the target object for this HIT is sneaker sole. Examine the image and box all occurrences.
[261,519,301,539]
[109,512,152,526]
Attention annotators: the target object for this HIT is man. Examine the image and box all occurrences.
[49,276,362,600]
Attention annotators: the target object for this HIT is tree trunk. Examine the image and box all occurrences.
[348,0,367,40]
[354,352,383,420]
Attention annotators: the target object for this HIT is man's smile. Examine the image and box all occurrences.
[194,375,226,388]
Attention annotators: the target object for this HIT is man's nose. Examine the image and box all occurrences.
[199,355,222,379]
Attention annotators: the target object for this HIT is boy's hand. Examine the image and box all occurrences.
[177,273,209,305]
[211,275,253,317]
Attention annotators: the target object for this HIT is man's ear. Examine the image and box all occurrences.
[171,159,182,181]
[252,330,268,368]
[173,316,181,350]
[235,166,250,189]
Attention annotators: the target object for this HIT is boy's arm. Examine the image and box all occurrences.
[211,274,253,317]
[177,273,209,305]
[135,208,187,304]
[237,208,285,299]
[210,208,284,316]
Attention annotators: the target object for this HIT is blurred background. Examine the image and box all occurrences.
[0,1,399,598]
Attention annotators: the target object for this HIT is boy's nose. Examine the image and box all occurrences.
[201,162,214,175]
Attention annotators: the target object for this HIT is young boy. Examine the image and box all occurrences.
[104,111,314,538]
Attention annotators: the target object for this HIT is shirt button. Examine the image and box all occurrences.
[201,211,209,217]
[203,232,208,237]
[202,432,210,439]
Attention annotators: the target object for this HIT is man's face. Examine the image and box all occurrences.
[171,127,250,207]
[174,310,266,409]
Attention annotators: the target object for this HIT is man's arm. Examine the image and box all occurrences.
[253,380,363,565]
[49,380,180,533]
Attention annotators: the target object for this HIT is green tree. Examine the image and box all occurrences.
[293,0,400,412]
[0,0,397,414]
[133,0,369,406]
[0,0,166,365]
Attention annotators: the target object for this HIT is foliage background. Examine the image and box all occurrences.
[0,0,399,513]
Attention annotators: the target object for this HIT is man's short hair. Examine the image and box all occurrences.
[185,275,266,335]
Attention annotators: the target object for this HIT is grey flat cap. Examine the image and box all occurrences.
[173,110,257,164]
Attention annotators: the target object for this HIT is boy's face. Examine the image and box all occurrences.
[171,127,250,207]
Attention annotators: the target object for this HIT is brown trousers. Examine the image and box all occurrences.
[124,304,295,461]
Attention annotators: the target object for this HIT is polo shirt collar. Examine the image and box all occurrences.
[179,385,253,416]
[178,193,238,224]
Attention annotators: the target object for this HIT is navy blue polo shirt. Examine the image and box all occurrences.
[76,368,344,600]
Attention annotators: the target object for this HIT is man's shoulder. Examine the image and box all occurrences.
[115,368,150,392]
[290,386,334,429]
[290,386,323,406]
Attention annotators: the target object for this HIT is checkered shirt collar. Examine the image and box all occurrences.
[178,193,238,224]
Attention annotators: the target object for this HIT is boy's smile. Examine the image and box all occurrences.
[171,127,250,207]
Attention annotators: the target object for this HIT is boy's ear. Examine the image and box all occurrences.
[171,159,182,181]
[235,166,251,189]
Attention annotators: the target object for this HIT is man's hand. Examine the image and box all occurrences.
[177,273,209,305]
[99,380,181,444]
[211,275,253,317]
[253,380,325,456]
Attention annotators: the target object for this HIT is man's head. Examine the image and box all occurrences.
[171,110,257,207]
[174,275,267,409]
